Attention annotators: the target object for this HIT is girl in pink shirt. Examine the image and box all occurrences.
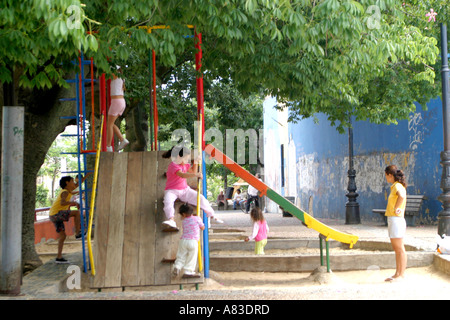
[173,204,205,278]
[162,146,223,230]
[245,207,269,255]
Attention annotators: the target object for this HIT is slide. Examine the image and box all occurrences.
[205,144,359,248]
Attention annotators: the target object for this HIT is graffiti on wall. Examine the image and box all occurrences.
[408,113,425,150]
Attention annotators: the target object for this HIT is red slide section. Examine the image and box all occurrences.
[205,144,268,196]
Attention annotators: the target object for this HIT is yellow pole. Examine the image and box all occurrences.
[196,115,203,272]
[87,115,104,276]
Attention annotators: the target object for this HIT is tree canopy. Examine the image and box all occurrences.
[2,0,448,133]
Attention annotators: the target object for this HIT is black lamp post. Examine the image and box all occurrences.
[438,23,450,237]
[345,117,361,224]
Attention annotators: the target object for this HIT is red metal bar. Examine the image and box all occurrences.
[78,56,84,152]
[90,57,95,150]
[106,78,114,150]
[34,207,51,222]
[195,31,205,150]
[100,73,107,152]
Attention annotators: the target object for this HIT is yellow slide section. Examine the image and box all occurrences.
[304,212,359,247]
[266,188,359,248]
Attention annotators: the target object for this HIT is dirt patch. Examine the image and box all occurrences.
[35,238,83,264]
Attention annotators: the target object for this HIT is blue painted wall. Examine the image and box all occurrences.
[265,97,444,225]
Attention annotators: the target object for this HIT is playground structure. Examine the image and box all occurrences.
[87,145,359,289]
[55,26,210,285]
[52,24,361,289]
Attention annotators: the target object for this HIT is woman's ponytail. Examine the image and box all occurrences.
[385,165,407,188]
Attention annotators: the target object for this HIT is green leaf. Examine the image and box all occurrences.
[87,34,98,52]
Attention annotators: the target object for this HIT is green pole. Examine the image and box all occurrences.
[326,240,330,272]
[319,236,324,266]
[148,50,154,150]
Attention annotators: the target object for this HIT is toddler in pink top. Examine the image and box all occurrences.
[162,146,223,230]
[245,207,269,255]
[173,204,205,278]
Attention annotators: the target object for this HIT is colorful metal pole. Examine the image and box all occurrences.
[90,57,95,150]
[152,49,158,151]
[149,50,155,150]
[196,114,203,272]
[87,115,105,276]
[195,30,209,277]
[100,74,107,152]
[195,32,205,149]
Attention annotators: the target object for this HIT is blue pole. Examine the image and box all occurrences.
[202,152,209,278]
[81,53,93,271]
[75,62,87,273]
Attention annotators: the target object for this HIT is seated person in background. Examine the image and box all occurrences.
[233,189,245,210]
[246,173,262,213]
[216,190,225,208]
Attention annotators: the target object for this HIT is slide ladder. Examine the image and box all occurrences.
[205,144,359,248]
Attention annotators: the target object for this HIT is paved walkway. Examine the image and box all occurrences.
[2,210,450,300]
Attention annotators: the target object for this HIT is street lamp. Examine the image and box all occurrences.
[345,116,361,224]
[438,23,450,236]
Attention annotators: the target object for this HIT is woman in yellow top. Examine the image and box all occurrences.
[384,165,407,282]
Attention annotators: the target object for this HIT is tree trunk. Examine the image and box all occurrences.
[17,81,77,273]
[125,100,149,152]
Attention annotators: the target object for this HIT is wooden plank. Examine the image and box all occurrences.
[138,152,157,285]
[104,152,128,288]
[121,152,143,286]
[92,152,114,288]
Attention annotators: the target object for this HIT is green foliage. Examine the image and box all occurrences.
[37,126,80,205]
[36,184,50,208]
[0,0,98,89]
[3,0,448,130]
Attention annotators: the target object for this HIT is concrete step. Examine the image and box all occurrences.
[210,251,435,272]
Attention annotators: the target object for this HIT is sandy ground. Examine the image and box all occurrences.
[35,238,83,264]
[34,236,450,299]
[31,211,450,299]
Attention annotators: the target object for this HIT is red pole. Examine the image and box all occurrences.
[195,31,205,150]
[152,49,158,150]
[100,73,107,152]
[106,78,113,150]
[90,57,95,150]
[78,56,84,152]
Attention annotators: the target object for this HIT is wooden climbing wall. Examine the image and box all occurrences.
[91,151,203,289]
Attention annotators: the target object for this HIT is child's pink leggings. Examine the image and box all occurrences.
[163,187,215,220]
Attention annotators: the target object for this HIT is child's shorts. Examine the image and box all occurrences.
[50,210,71,233]
[108,98,126,116]
[387,216,406,239]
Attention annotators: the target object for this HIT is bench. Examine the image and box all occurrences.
[372,195,427,227]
